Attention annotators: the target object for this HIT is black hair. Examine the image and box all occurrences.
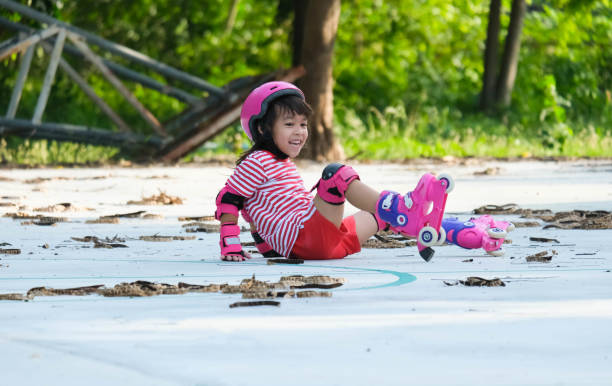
[236,94,312,165]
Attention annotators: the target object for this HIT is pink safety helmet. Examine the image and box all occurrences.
[240,81,305,141]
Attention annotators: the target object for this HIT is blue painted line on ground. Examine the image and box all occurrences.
[0,259,417,291]
[290,263,417,290]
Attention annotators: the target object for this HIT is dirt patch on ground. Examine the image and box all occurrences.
[474,204,612,229]
[23,175,111,184]
[512,221,541,227]
[3,212,70,228]
[473,167,502,176]
[33,203,94,212]
[179,215,215,222]
[540,211,612,230]
[444,277,506,287]
[0,248,21,254]
[0,293,29,301]
[3,212,67,221]
[0,275,344,304]
[71,236,128,249]
[102,211,147,218]
[183,222,221,233]
[127,191,183,205]
[229,301,280,308]
[181,221,248,233]
[363,233,417,249]
[473,203,553,217]
[530,237,560,243]
[139,235,196,242]
[28,285,105,297]
[85,211,163,224]
[142,213,164,219]
[85,217,120,224]
[526,250,558,263]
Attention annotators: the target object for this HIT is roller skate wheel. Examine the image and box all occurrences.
[437,173,454,194]
[507,223,516,232]
[486,249,505,257]
[418,226,438,247]
[436,226,447,245]
[487,227,507,239]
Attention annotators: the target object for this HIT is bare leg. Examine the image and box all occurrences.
[345,180,381,243]
[315,179,381,243]
[313,195,344,228]
[352,210,379,244]
[315,193,378,244]
[345,180,379,213]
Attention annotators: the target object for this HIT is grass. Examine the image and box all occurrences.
[341,129,612,160]
[0,138,119,165]
[335,104,612,160]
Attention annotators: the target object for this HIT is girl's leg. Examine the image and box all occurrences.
[313,195,344,228]
[314,173,381,242]
[352,210,379,244]
[345,179,379,213]
[314,178,379,229]
[345,180,381,243]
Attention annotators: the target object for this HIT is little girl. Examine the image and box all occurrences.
[215,82,510,262]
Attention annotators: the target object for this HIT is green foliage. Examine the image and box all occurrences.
[338,103,612,159]
[1,0,610,163]
[333,0,611,159]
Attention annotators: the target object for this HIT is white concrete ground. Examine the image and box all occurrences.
[0,159,611,386]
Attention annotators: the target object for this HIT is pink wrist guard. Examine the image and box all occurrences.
[220,223,243,255]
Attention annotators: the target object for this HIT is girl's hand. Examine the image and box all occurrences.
[221,250,252,262]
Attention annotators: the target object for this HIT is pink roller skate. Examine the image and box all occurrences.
[441,215,515,256]
[375,173,454,262]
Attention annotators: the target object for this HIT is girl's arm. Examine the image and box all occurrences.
[216,156,268,261]
[216,186,251,262]
[218,213,251,262]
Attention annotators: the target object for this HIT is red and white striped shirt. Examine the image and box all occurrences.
[226,150,315,256]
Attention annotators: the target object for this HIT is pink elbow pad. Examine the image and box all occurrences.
[215,185,245,220]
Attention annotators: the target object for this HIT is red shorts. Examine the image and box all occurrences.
[290,210,361,260]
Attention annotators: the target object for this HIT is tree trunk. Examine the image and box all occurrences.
[480,0,502,111]
[495,0,526,107]
[292,0,308,67]
[295,0,344,161]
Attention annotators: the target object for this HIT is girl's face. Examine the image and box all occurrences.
[271,110,308,158]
